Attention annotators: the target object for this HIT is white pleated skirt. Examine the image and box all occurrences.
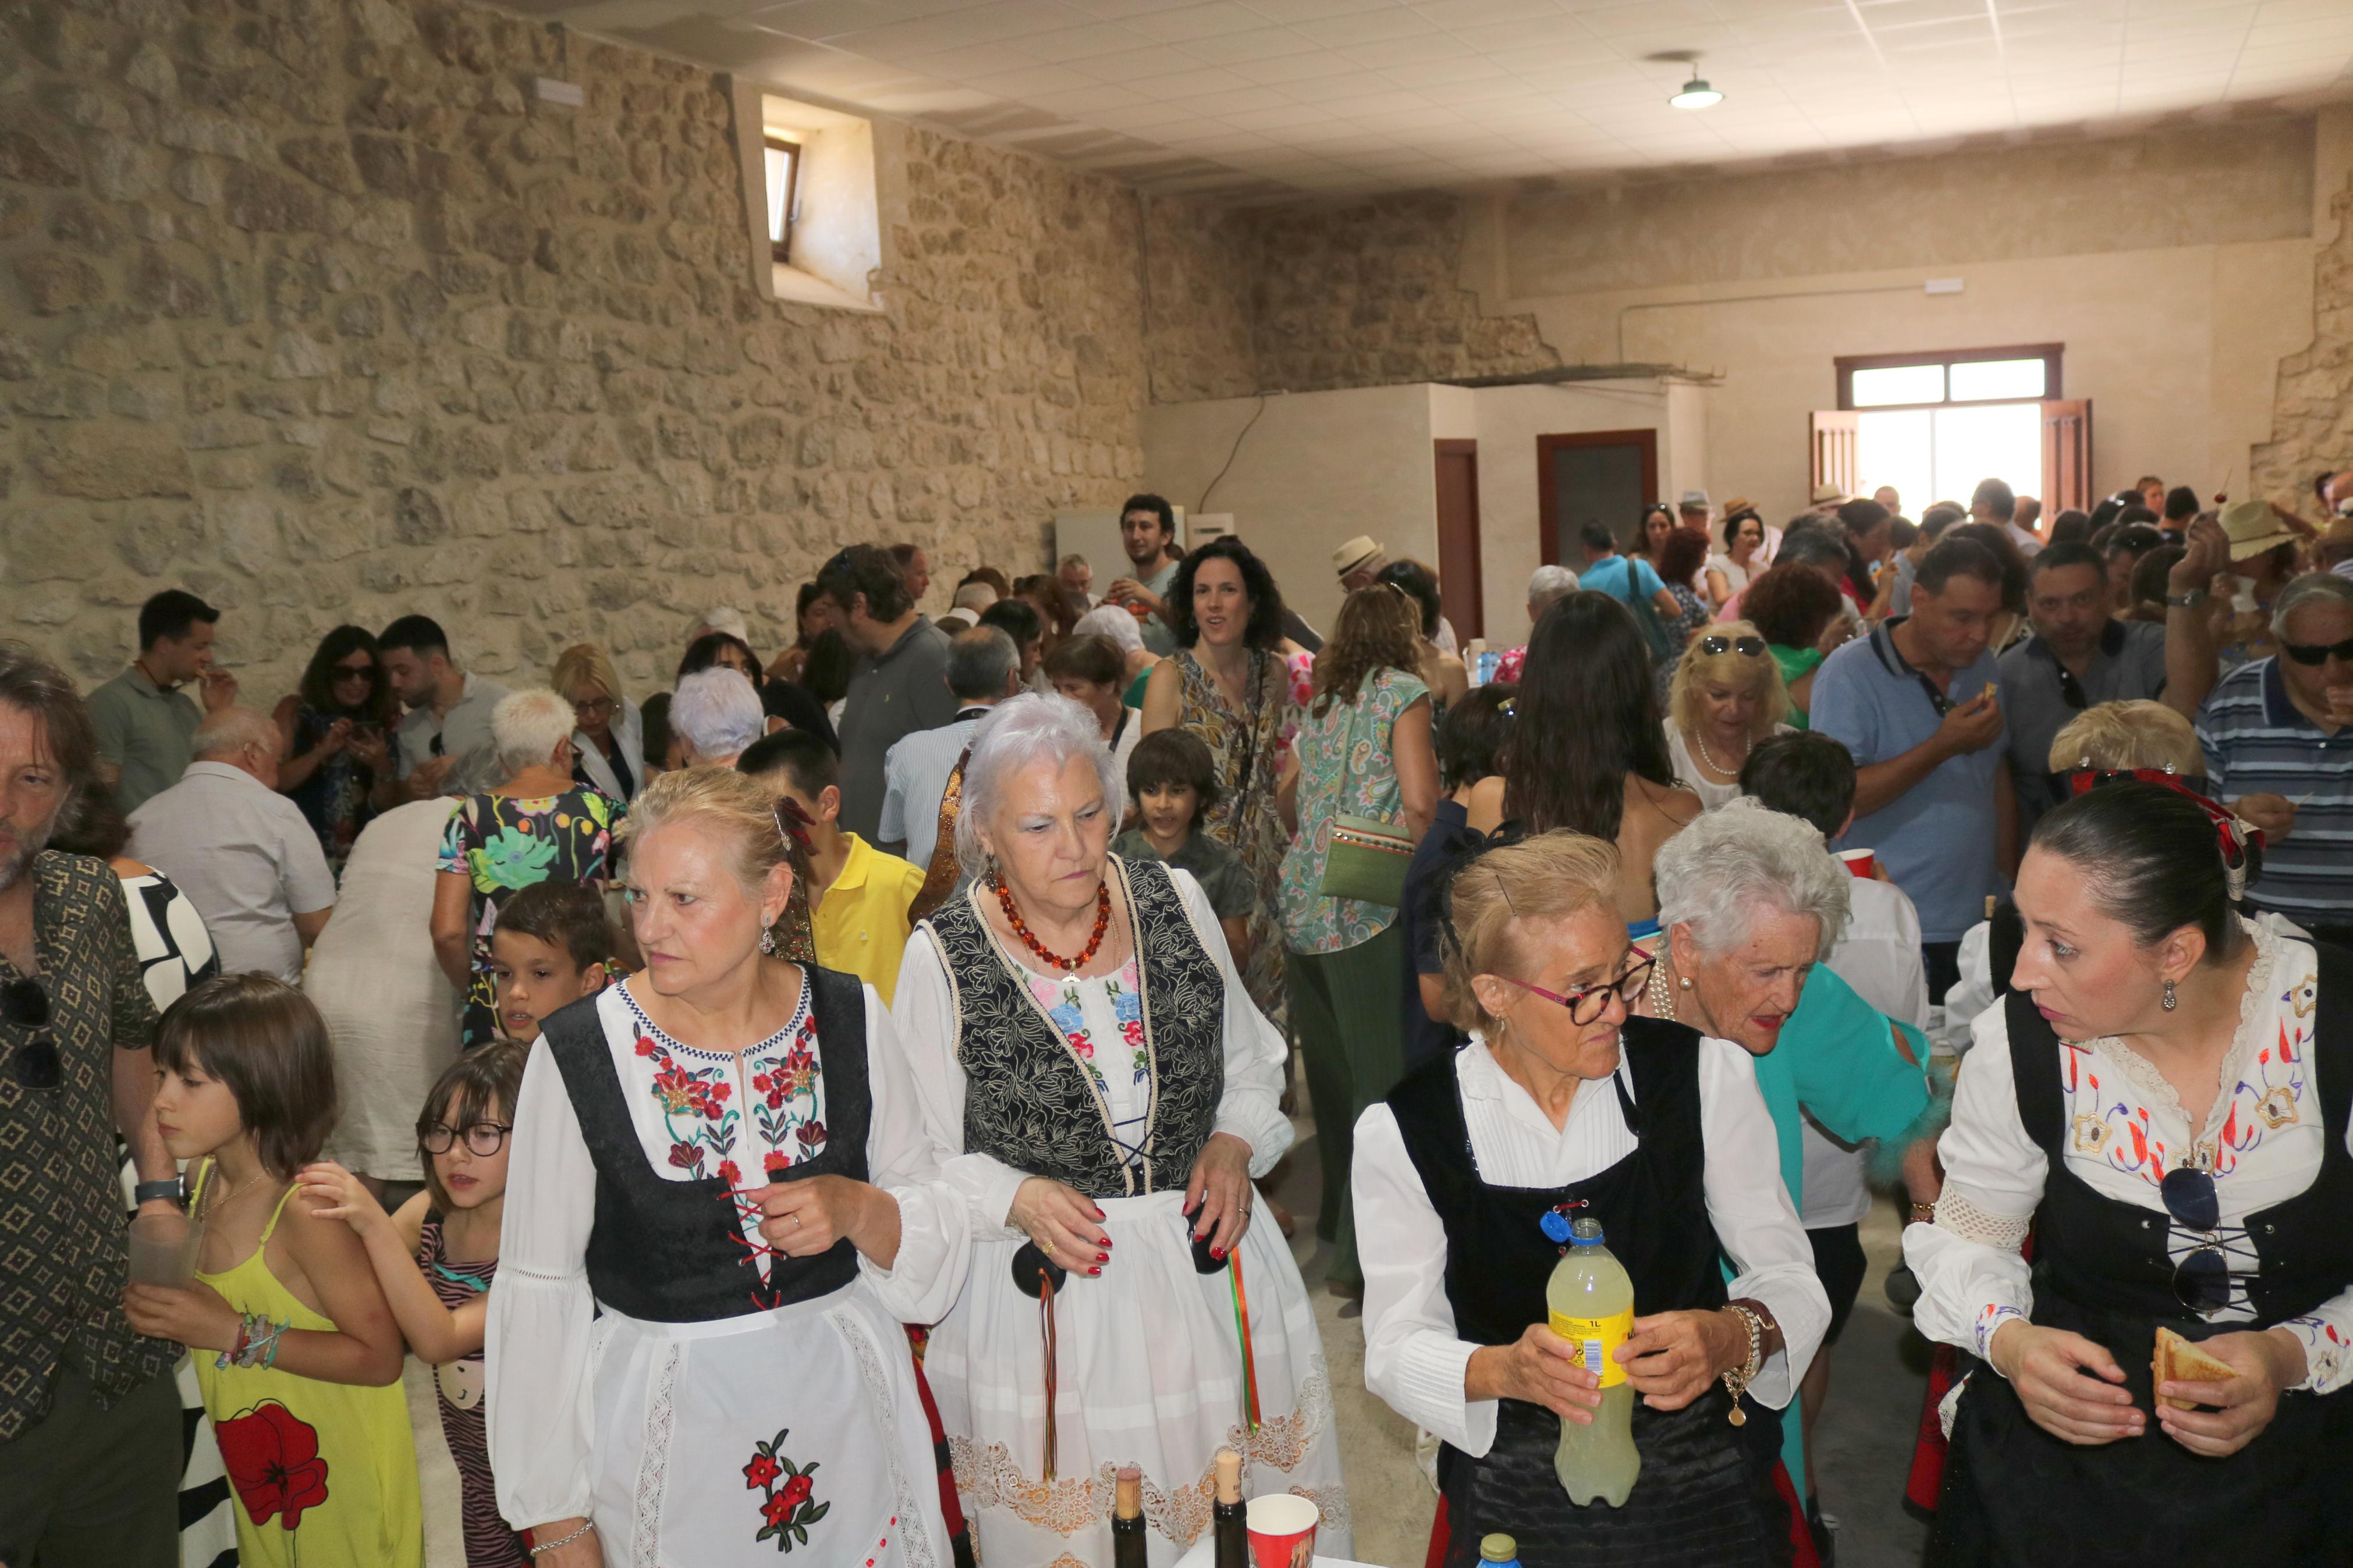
[927,1188,1352,1567]
[585,1280,952,1568]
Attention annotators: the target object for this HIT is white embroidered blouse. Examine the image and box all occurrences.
[487,976,970,1530]
[1906,922,2351,1393]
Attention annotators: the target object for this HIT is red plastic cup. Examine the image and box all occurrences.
[1246,1494,1318,1568]
[1836,846,1877,880]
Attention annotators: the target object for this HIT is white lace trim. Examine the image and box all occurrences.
[1933,1187,2033,1251]
[633,1340,682,1566]
[834,1308,938,1568]
[2065,918,2277,1149]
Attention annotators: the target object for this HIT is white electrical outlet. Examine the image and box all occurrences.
[1924,277,1964,295]
[535,77,584,108]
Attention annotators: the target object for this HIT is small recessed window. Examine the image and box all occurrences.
[764,136,800,263]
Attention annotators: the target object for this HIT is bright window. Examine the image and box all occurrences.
[1947,357,2047,401]
[1851,364,1946,407]
[763,137,800,261]
[1839,345,2059,511]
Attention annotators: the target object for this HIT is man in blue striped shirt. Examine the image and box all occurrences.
[2196,573,2353,946]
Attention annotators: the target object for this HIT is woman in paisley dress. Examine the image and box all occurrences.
[274,624,396,879]
[487,766,968,1567]
[892,695,1350,1567]
[1140,538,1298,1026]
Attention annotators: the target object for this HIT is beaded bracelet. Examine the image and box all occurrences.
[215,1313,258,1370]
[215,1314,289,1370]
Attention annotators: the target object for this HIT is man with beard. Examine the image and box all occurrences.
[0,641,183,1567]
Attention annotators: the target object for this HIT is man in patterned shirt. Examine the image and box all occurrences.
[0,642,183,1567]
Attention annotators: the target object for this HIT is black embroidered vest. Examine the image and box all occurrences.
[922,854,1223,1198]
[540,966,872,1323]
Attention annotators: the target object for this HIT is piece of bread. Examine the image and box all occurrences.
[2153,1327,2236,1410]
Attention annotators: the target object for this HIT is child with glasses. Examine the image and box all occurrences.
[301,1040,531,1567]
[124,973,423,1568]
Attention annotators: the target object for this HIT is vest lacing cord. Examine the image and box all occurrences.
[1039,1270,1060,1482]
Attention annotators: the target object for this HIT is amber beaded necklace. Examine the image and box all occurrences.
[993,874,1112,973]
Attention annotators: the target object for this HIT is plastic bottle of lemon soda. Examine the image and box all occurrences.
[1546,1215,1639,1506]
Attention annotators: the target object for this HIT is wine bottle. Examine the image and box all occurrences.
[1113,1464,1147,1568]
[1212,1448,1247,1568]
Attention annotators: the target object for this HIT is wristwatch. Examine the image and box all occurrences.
[2165,589,2209,609]
[133,1177,183,1207]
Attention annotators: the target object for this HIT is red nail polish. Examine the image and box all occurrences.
[1089,1266,1102,1276]
[1212,1247,1226,1260]
[1096,1252,1108,1263]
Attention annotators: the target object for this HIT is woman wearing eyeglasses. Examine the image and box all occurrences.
[1355,830,1829,1567]
[551,643,643,803]
[274,625,396,877]
[1906,781,2353,1563]
[1662,621,1794,810]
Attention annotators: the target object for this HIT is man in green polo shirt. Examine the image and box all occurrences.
[84,589,237,814]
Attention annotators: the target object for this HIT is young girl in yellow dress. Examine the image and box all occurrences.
[122,972,423,1567]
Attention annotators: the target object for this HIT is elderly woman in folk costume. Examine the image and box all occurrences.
[891,694,1348,1567]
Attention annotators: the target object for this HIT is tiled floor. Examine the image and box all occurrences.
[415,1122,1933,1568]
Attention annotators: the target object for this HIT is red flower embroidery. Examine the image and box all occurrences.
[796,1121,827,1155]
[635,1035,658,1057]
[214,1400,331,1530]
[669,1142,702,1170]
[719,1160,741,1187]
[764,1150,793,1177]
[745,1453,782,1490]
[780,1474,812,1510]
[746,1426,828,1552]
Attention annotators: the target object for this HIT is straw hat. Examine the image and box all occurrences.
[1333,535,1386,579]
[2218,499,2299,561]
[1809,483,1848,506]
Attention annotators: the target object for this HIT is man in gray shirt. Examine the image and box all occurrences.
[2000,533,2222,833]
[819,545,960,840]
[84,589,237,814]
[1103,492,1184,658]
[378,614,509,801]
[878,627,1021,876]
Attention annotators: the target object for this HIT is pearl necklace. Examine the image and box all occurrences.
[1691,726,1748,778]
[1646,957,1677,1021]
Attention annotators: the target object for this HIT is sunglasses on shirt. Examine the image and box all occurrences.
[1,977,60,1091]
[2160,1165,2230,1315]
[2281,637,2353,667]
[1699,635,1766,658]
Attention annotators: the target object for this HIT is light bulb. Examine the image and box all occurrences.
[1669,75,1722,109]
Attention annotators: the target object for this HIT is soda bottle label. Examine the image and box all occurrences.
[1549,1308,1633,1388]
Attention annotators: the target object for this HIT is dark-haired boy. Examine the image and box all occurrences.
[740,728,924,1004]
[1110,728,1252,963]
[489,879,614,1042]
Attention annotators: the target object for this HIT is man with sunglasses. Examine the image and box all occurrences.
[2000,525,2225,837]
[0,643,184,1567]
[2196,571,2353,948]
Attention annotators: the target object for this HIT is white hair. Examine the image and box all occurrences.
[1527,563,1580,613]
[670,668,765,761]
[1652,797,1851,959]
[191,706,279,760]
[2271,571,2353,638]
[952,581,999,614]
[690,606,750,644]
[952,692,1124,878]
[490,688,579,776]
[1073,603,1144,656]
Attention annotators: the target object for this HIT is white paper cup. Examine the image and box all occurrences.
[126,1211,199,1289]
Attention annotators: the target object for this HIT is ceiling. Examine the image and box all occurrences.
[529,0,2353,200]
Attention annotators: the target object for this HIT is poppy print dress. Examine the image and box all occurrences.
[487,972,970,1567]
[189,1178,425,1567]
[437,788,616,1046]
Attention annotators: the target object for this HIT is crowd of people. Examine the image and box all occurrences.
[3,470,2351,1568]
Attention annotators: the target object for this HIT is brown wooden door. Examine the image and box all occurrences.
[2041,399,2093,514]
[1809,410,1859,499]
[1536,430,1659,565]
[1434,439,1483,642]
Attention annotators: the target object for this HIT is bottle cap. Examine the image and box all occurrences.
[1115,1464,1141,1519]
[1539,1210,1571,1243]
[1568,1215,1605,1246]
[1479,1533,1520,1562]
[1213,1448,1242,1505]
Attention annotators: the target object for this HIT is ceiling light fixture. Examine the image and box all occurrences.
[1670,72,1723,110]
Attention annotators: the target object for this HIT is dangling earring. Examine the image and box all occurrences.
[2162,977,2178,1011]
[759,926,778,957]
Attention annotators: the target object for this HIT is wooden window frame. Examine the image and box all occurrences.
[1834,343,2063,412]
[764,135,802,264]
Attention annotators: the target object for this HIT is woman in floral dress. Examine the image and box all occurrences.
[432,690,617,1046]
[892,695,1348,1567]
[487,767,967,1568]
[1140,538,1297,1026]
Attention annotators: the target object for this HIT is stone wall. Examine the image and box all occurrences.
[2256,165,2353,508]
[1249,192,1559,395]
[0,0,1255,701]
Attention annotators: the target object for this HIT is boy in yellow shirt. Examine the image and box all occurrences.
[738,729,925,1004]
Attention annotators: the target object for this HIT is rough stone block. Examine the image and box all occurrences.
[30,428,196,499]
[15,254,107,314]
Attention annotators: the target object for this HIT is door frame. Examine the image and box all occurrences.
[1433,438,1484,642]
[1535,429,1659,566]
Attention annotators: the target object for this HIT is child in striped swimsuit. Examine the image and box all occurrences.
[301,1042,531,1567]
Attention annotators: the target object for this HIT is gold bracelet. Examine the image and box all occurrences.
[1909,1201,1937,1224]
[1720,1303,1764,1427]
